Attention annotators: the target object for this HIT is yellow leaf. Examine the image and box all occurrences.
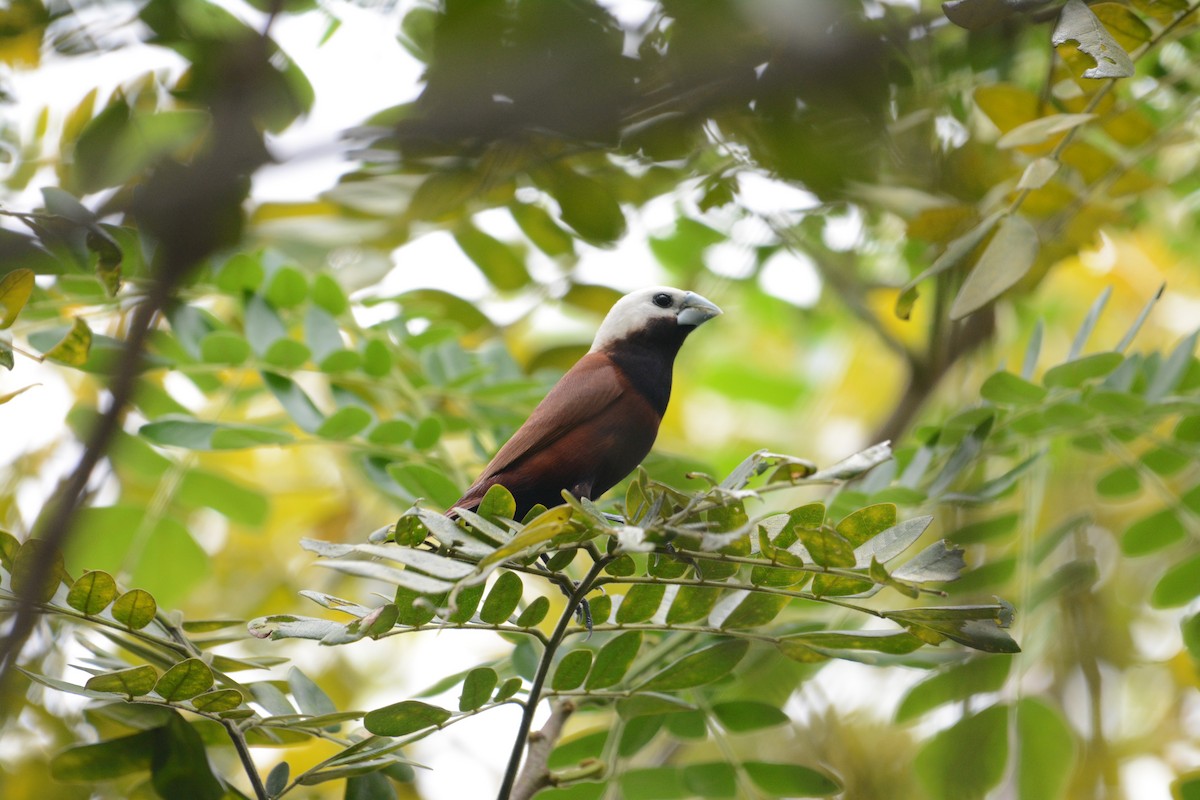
[44,318,93,366]
[1091,3,1152,51]
[0,269,34,329]
[974,84,1042,135]
[0,384,39,405]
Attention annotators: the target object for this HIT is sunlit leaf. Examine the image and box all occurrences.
[154,659,214,701]
[85,666,158,697]
[0,268,34,329]
[42,317,93,366]
[111,589,158,629]
[66,570,117,614]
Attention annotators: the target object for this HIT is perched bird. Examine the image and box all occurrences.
[451,286,721,519]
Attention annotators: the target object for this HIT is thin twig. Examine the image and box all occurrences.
[496,556,610,800]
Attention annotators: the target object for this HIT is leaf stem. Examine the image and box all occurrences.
[497,555,610,800]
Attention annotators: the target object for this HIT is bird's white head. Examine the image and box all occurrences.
[589,286,722,353]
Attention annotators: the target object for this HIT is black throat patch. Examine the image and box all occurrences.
[601,317,694,415]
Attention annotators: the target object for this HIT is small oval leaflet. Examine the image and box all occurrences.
[85,665,158,697]
[154,658,215,701]
[459,667,498,711]
[638,640,750,692]
[66,570,118,615]
[364,700,452,736]
[585,631,643,690]
[111,588,158,629]
[551,649,593,691]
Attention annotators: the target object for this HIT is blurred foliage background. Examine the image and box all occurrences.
[0,0,1199,798]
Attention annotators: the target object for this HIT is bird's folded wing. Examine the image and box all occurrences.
[478,353,625,478]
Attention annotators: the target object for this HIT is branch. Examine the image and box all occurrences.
[496,556,610,800]
[510,700,577,800]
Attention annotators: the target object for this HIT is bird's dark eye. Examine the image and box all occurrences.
[652,293,672,309]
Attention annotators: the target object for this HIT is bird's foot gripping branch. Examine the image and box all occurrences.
[253,442,1019,800]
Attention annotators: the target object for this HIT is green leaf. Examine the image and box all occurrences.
[744,761,841,796]
[1150,553,1200,608]
[363,338,393,378]
[542,167,626,244]
[516,596,550,627]
[140,416,294,450]
[265,264,308,308]
[1095,464,1140,498]
[716,592,788,629]
[712,701,788,733]
[150,711,225,800]
[949,214,1039,320]
[191,689,244,712]
[615,583,666,624]
[1043,352,1123,388]
[154,659,214,701]
[639,640,749,692]
[478,483,517,524]
[111,589,158,629]
[980,371,1047,405]
[50,730,156,782]
[66,570,117,614]
[479,571,524,624]
[949,513,1019,545]
[459,667,498,711]
[1016,698,1076,800]
[43,317,93,366]
[364,700,452,736]
[316,406,371,440]
[494,677,523,702]
[682,762,737,797]
[198,330,250,364]
[836,503,898,547]
[288,666,338,717]
[617,693,693,719]
[266,762,290,797]
[896,656,1012,722]
[367,418,414,445]
[85,666,158,697]
[915,705,1009,800]
[262,371,325,433]
[1121,509,1185,555]
[586,631,643,690]
[511,202,575,257]
[1052,0,1134,78]
[796,526,856,568]
[12,539,66,604]
[0,268,34,329]
[178,469,269,526]
[886,604,1020,653]
[312,272,348,315]
[552,650,594,691]
[1146,330,1198,402]
[620,767,686,798]
[777,630,925,662]
[387,463,462,509]
[454,224,530,291]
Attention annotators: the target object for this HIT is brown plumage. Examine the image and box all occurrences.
[451,286,721,519]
